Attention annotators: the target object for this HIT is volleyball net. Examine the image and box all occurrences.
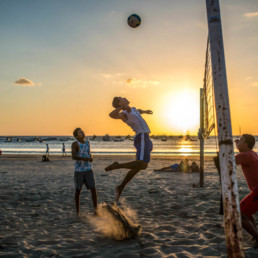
[201,38,216,139]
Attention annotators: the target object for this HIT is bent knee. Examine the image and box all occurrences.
[136,161,148,170]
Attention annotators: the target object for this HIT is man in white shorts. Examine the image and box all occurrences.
[105,97,153,202]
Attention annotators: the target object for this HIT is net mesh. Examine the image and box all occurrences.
[202,38,216,138]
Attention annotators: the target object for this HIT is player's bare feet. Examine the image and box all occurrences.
[93,210,99,217]
[105,162,119,172]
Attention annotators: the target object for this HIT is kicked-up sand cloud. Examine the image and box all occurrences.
[88,202,141,241]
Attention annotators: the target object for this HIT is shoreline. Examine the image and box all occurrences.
[0,153,214,161]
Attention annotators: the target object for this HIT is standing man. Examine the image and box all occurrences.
[235,134,258,248]
[62,143,67,157]
[46,144,49,157]
[72,128,97,216]
[105,97,153,202]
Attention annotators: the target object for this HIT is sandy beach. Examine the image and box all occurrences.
[0,154,257,257]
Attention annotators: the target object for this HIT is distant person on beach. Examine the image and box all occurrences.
[154,163,180,172]
[235,134,258,248]
[72,128,98,216]
[179,158,190,172]
[190,161,199,172]
[62,143,67,157]
[154,159,197,173]
[46,144,49,156]
[105,97,153,202]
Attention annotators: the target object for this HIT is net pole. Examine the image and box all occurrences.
[199,88,204,187]
[206,0,244,257]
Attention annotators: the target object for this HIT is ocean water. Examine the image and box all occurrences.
[1,135,257,156]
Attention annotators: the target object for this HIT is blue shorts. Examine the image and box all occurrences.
[170,163,179,171]
[134,133,153,163]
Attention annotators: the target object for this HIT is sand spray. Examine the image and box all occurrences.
[88,201,141,241]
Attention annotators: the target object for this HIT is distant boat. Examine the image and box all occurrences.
[59,138,68,141]
[103,134,111,141]
[26,138,35,142]
[189,138,197,141]
[45,137,58,141]
[5,137,12,142]
[161,136,167,141]
[113,136,124,142]
[125,135,133,141]
[90,135,97,141]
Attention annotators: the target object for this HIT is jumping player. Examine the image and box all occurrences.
[105,97,153,202]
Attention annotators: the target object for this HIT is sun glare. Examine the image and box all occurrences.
[160,90,200,133]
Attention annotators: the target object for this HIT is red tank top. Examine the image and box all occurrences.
[236,150,258,191]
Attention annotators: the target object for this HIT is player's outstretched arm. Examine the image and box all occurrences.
[138,109,153,115]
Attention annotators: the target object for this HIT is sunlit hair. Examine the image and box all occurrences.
[112,97,120,108]
[73,128,81,138]
[243,134,256,149]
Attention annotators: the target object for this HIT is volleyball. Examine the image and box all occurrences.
[127,14,141,28]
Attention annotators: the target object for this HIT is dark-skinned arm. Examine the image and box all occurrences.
[109,106,126,121]
[137,109,153,115]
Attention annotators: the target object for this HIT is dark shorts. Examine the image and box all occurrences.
[74,170,96,190]
[240,187,258,217]
[134,133,153,163]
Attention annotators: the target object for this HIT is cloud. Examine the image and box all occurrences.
[100,73,160,88]
[250,81,258,87]
[125,78,160,88]
[244,12,258,18]
[14,78,42,87]
[101,73,112,79]
[15,78,35,86]
[101,73,125,79]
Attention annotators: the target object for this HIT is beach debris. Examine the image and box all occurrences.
[90,202,141,240]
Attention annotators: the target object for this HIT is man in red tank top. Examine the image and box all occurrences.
[235,134,258,248]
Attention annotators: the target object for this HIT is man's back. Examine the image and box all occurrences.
[236,150,258,191]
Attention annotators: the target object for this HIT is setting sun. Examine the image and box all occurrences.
[160,90,200,134]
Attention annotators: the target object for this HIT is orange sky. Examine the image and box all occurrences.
[0,0,257,136]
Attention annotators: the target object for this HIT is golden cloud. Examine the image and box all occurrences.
[125,78,160,88]
[244,12,258,18]
[15,78,34,86]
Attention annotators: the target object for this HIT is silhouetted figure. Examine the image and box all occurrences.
[105,97,153,202]
[62,143,67,157]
